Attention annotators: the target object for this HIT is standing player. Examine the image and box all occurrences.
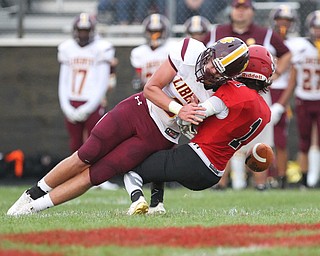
[130,13,173,92]
[268,5,306,188]
[204,0,291,190]
[58,13,118,190]
[7,37,249,216]
[273,10,320,188]
[184,15,211,44]
[124,44,274,215]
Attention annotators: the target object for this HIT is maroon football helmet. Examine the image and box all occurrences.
[184,15,211,36]
[143,13,170,49]
[73,13,96,47]
[195,37,249,90]
[269,4,298,38]
[305,10,320,41]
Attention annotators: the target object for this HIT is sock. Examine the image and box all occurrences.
[123,171,144,202]
[230,153,247,190]
[307,146,320,187]
[37,178,53,193]
[150,182,164,207]
[301,172,308,187]
[131,189,144,202]
[31,194,54,212]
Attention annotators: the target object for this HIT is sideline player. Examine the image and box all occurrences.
[7,37,249,216]
[124,44,274,215]
[271,10,320,188]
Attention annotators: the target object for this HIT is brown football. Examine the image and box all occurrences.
[245,143,274,172]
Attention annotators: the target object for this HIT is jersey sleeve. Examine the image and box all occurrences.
[169,38,206,70]
[57,40,73,64]
[96,40,115,63]
[270,31,290,58]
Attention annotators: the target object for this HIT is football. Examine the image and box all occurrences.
[245,143,274,172]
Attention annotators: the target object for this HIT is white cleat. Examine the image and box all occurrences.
[147,202,166,215]
[12,203,37,216]
[127,196,149,215]
[94,181,119,191]
[7,190,34,216]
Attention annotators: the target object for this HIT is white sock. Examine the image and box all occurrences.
[32,194,54,212]
[307,146,320,187]
[123,171,143,196]
[37,178,53,193]
[230,154,247,190]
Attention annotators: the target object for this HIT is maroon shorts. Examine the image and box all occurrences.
[77,92,174,185]
[270,89,288,149]
[295,97,320,153]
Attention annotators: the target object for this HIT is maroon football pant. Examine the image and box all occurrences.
[77,92,174,185]
[295,97,320,153]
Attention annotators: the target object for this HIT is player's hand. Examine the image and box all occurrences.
[178,103,206,125]
[270,103,285,125]
[176,117,197,140]
[73,108,89,122]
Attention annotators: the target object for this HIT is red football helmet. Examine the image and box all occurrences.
[143,13,170,49]
[305,10,320,41]
[73,13,96,47]
[195,37,249,90]
[269,4,298,37]
[238,44,275,85]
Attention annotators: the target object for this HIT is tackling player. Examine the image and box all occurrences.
[7,37,249,216]
[124,44,274,215]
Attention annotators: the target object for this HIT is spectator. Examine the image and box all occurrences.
[204,0,291,191]
[57,13,119,190]
[133,0,166,23]
[97,0,134,24]
[176,0,227,24]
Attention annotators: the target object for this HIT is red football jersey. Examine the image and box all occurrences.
[191,80,270,171]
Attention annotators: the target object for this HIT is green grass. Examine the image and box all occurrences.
[1,185,320,255]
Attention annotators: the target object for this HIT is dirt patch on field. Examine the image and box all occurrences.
[2,223,320,249]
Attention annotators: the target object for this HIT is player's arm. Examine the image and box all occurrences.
[143,59,205,125]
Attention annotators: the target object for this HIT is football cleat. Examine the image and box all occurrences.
[127,196,149,215]
[12,203,37,216]
[7,190,34,216]
[148,202,166,215]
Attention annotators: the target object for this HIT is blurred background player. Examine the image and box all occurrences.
[268,5,304,189]
[204,0,291,191]
[183,15,211,44]
[274,10,320,189]
[130,13,173,92]
[58,13,118,190]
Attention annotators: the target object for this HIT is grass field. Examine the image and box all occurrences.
[1,185,320,255]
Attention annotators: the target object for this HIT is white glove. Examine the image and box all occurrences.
[270,103,285,125]
[176,117,197,140]
[73,108,89,122]
[64,108,77,123]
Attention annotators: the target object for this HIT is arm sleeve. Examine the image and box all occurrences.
[199,96,228,118]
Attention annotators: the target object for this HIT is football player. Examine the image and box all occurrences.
[273,10,320,188]
[268,5,305,188]
[130,13,174,92]
[124,44,274,215]
[7,37,249,216]
[184,15,211,44]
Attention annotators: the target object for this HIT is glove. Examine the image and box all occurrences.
[176,117,197,140]
[73,108,89,122]
[270,103,285,125]
[64,108,77,123]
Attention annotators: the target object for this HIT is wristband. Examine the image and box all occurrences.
[168,101,183,115]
